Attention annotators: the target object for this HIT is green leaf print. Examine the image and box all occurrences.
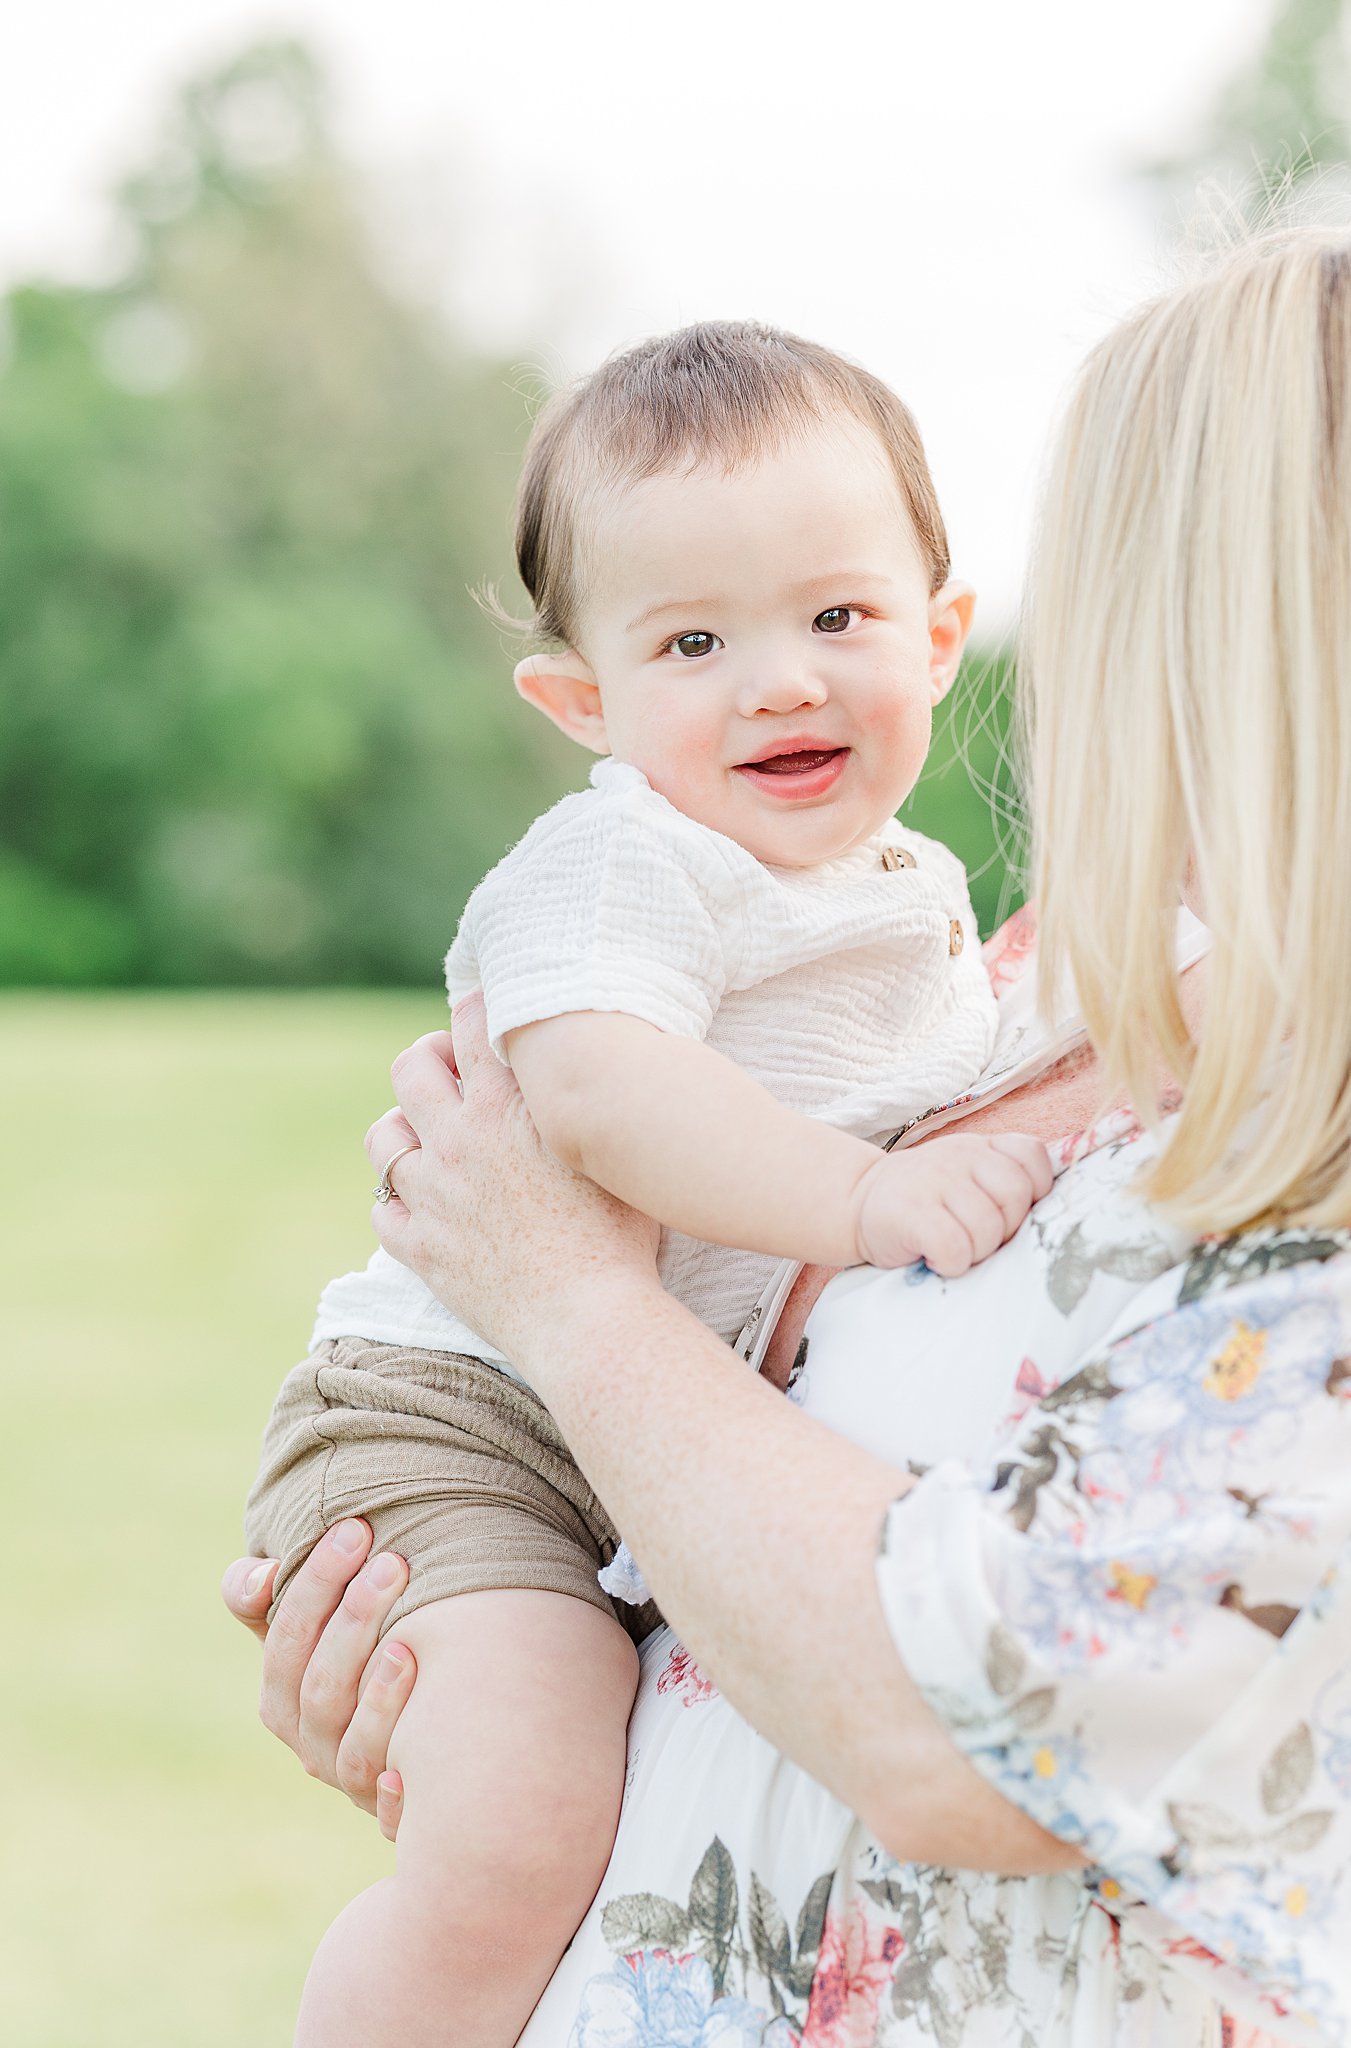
[748,1873,792,1989]
[1178,1228,1350,1308]
[1264,1808,1335,1854]
[599,1892,692,1955]
[787,1870,834,2001]
[598,1849,836,2024]
[1260,1722,1315,1815]
[985,1622,1029,1698]
[688,1836,739,1992]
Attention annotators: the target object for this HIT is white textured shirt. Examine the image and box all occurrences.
[312,758,998,1374]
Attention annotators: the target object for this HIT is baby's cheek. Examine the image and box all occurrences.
[859,677,931,748]
[630,714,725,817]
[650,703,720,778]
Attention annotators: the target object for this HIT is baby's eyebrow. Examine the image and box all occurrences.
[625,596,721,633]
[626,571,893,636]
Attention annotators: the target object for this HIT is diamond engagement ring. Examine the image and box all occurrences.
[374,1142,420,1204]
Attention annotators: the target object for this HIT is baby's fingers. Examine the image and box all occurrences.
[970,1140,1051,1240]
[988,1133,1054,1202]
[932,1183,1006,1271]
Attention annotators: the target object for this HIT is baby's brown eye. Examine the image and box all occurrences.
[673,631,718,659]
[814,607,853,634]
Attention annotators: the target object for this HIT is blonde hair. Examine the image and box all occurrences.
[1023,227,1351,1232]
[512,321,950,648]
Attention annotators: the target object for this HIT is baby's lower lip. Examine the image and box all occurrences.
[733,748,849,799]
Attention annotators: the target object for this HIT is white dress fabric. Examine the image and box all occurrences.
[518,917,1351,2048]
[312,758,996,1370]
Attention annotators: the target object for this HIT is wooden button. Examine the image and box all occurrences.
[881,845,916,872]
[948,919,964,956]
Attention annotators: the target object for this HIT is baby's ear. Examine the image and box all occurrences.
[514,651,609,753]
[927,581,976,705]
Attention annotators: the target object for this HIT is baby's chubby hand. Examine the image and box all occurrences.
[852,1133,1053,1278]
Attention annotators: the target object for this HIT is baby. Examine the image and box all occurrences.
[246,321,1049,2046]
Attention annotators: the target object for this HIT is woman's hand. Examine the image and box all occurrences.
[220,1522,417,1841]
[366,995,662,1372]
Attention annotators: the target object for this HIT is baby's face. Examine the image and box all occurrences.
[574,420,964,867]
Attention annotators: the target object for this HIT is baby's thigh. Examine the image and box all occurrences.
[246,1336,659,1642]
[389,1591,639,1906]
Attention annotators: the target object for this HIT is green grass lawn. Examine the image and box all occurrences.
[3,990,452,2048]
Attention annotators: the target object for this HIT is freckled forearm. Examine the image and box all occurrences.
[521,1274,1081,1874]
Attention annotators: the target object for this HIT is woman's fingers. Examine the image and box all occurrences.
[389,1030,466,1143]
[257,1519,373,1752]
[365,1108,418,1176]
[447,993,488,1078]
[233,1520,416,1820]
[376,1771,405,1844]
[292,1545,411,1784]
[221,1555,279,1644]
[334,1639,418,1825]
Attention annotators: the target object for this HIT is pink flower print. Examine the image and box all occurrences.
[1220,2020,1287,2048]
[800,1903,904,2047]
[982,903,1037,997]
[1001,1356,1059,1431]
[656,1643,719,1709]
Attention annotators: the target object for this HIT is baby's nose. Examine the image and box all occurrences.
[738,665,830,716]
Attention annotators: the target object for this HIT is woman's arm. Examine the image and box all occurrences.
[369,999,1079,1875]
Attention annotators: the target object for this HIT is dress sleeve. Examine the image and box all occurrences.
[876,1244,1351,2037]
[447,792,738,1061]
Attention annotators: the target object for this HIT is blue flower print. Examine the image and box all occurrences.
[1313,1649,1351,1797]
[570,1949,787,2048]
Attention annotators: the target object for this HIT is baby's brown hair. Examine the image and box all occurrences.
[514,321,950,648]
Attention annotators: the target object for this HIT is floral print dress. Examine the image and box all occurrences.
[519,919,1351,2048]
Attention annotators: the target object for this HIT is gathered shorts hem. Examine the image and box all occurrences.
[244,1335,660,1647]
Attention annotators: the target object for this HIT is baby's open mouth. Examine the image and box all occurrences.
[745,748,843,774]
[733,746,849,799]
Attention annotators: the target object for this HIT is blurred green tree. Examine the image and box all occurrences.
[0,38,1029,987]
[1149,0,1351,209]
[0,40,570,985]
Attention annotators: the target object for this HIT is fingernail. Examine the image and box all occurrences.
[377,1772,402,1799]
[364,1553,403,1591]
[244,1560,274,1598]
[378,1644,408,1681]
[331,1521,367,1556]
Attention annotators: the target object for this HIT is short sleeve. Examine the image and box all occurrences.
[446,787,738,1061]
[877,1243,1351,2035]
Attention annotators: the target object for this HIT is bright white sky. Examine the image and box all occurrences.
[4,0,1270,626]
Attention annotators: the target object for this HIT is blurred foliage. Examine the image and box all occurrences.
[907,651,1022,937]
[1149,0,1351,210]
[0,38,1024,986]
[0,41,574,987]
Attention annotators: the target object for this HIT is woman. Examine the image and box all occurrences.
[227,230,1351,2043]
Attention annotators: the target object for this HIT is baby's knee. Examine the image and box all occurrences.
[386,1591,633,1924]
[393,1809,607,1972]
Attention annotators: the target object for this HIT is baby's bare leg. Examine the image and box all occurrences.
[294,1589,638,2048]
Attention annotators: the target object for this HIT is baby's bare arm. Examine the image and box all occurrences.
[504,1014,1051,1274]
[505,1012,880,1267]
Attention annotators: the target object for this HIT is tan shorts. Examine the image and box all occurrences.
[244,1337,660,1645]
